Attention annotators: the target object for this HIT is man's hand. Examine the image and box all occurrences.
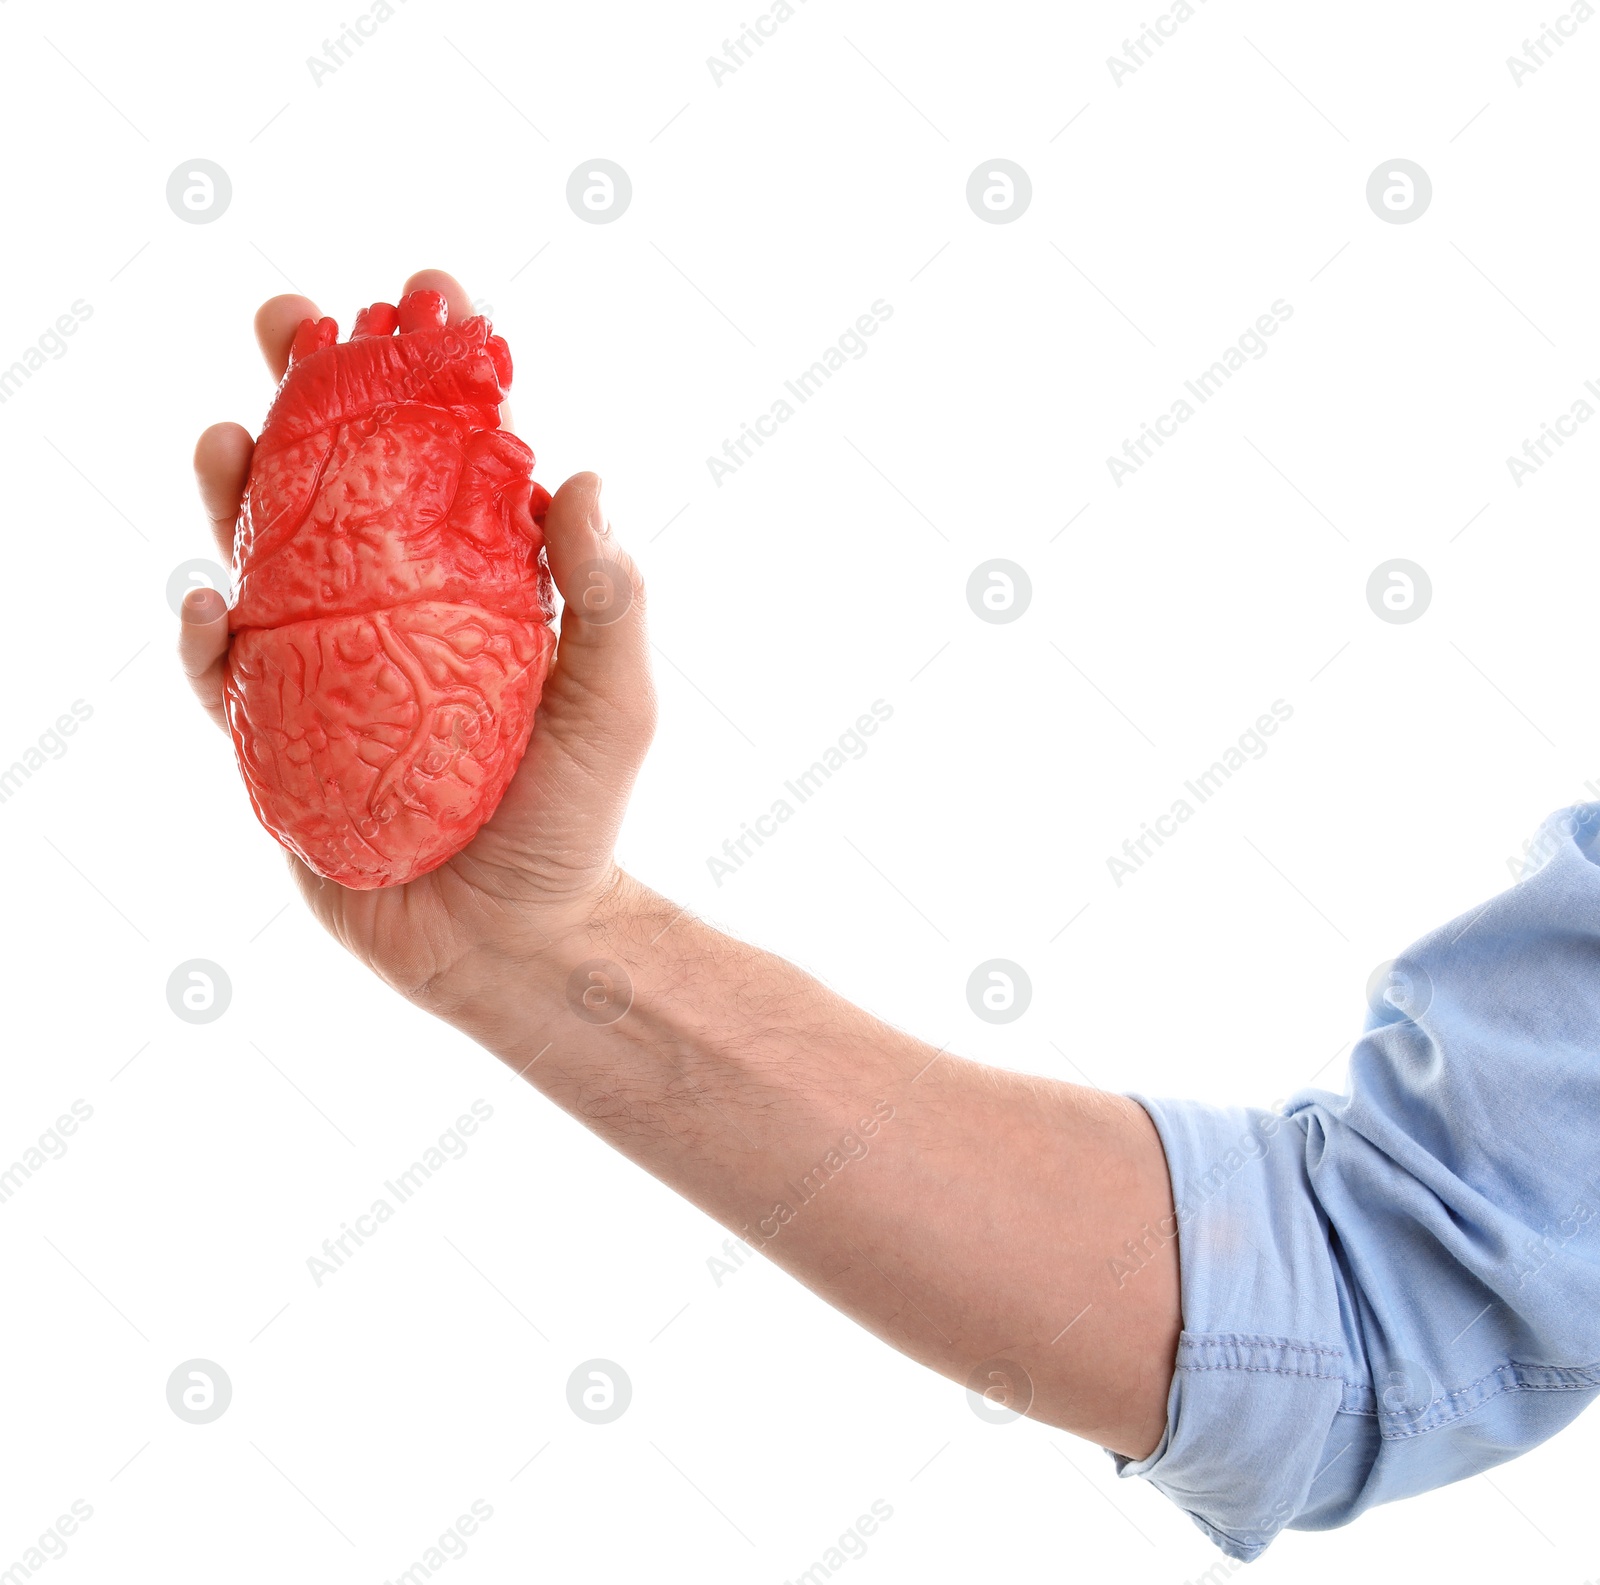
[178,267,1181,1463]
[179,268,656,1004]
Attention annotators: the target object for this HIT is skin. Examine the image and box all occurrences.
[179,268,1182,1460]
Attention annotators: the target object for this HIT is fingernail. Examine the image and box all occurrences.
[183,587,223,622]
[591,477,610,537]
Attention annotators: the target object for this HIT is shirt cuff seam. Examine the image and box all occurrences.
[1176,1331,1349,1382]
[1339,1358,1600,1437]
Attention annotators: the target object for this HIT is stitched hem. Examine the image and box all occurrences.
[1177,1332,1349,1381]
[1340,1358,1600,1437]
[1187,1517,1275,1564]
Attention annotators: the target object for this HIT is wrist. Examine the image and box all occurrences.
[405,863,645,1040]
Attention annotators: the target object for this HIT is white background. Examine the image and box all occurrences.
[1,0,1598,1580]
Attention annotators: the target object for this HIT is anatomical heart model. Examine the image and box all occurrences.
[222,289,556,888]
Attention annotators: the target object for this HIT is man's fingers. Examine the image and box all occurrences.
[194,422,253,561]
[540,472,655,749]
[395,270,509,424]
[255,276,478,384]
[401,269,474,325]
[544,472,646,648]
[179,586,231,731]
[255,293,321,381]
[189,423,248,727]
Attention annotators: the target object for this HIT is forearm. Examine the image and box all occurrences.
[424,872,1181,1457]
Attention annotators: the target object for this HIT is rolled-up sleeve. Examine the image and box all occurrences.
[1112,804,1600,1561]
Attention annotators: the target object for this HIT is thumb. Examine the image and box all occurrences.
[537,472,655,765]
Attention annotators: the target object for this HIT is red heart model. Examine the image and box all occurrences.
[223,289,556,889]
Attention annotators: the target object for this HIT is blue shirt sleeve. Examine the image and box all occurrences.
[1112,804,1600,1561]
